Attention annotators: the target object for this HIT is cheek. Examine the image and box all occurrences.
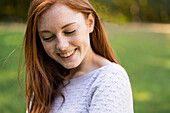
[74,28,90,43]
[41,42,54,55]
[80,32,90,47]
[71,34,90,49]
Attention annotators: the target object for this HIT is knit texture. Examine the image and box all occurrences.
[50,63,134,113]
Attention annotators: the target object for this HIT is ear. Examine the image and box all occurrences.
[87,13,95,33]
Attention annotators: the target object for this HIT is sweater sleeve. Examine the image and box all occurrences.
[89,67,134,113]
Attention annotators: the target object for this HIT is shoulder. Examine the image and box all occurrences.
[97,62,130,83]
[90,62,133,105]
[89,62,132,98]
[88,63,134,112]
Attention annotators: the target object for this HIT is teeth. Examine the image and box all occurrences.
[60,49,75,57]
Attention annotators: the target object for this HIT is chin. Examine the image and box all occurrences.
[62,62,80,69]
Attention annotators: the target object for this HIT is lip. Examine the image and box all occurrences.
[58,48,77,61]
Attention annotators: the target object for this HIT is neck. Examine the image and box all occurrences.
[66,46,111,80]
[70,47,100,79]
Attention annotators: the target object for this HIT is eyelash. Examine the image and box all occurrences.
[64,30,76,35]
[42,30,76,41]
[43,36,55,41]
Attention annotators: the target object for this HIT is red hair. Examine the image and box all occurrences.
[20,0,118,112]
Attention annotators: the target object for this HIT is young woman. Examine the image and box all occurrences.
[22,0,134,112]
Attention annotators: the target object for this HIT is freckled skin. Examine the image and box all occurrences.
[37,4,110,78]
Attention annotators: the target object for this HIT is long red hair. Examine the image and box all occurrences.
[21,0,118,112]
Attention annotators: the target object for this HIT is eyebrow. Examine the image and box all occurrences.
[39,22,76,33]
[61,22,76,29]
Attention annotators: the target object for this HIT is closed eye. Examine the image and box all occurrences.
[64,30,76,35]
[42,35,55,41]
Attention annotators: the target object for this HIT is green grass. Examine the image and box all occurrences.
[0,23,26,113]
[104,23,170,113]
[0,23,170,113]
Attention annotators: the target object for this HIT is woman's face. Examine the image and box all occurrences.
[38,4,94,69]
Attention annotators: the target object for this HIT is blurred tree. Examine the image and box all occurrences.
[0,0,170,23]
[0,0,31,22]
[139,0,170,23]
[90,0,170,23]
[90,0,116,22]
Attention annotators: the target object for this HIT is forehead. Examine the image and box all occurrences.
[38,4,84,31]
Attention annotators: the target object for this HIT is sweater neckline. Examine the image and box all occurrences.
[63,62,115,85]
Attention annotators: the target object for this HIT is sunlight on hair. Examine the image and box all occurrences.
[2,48,16,66]
[2,37,23,67]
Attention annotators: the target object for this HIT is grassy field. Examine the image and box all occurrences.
[0,22,170,113]
[0,23,26,113]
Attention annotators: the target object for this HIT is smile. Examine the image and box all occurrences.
[59,48,77,58]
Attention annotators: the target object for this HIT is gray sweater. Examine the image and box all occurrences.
[50,63,134,113]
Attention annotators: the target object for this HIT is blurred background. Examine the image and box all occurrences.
[0,0,170,113]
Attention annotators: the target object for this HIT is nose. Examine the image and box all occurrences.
[56,35,69,51]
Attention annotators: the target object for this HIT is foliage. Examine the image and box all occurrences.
[0,0,170,23]
[90,0,170,23]
[0,0,31,22]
